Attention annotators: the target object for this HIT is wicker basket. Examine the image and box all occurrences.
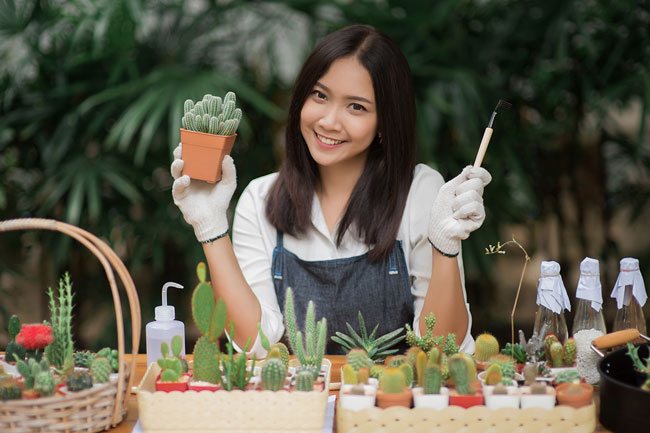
[336,403,597,433]
[0,218,141,433]
[137,359,331,433]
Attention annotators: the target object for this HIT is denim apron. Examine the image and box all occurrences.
[271,231,414,354]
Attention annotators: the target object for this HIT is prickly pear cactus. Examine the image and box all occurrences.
[261,357,286,391]
[91,357,112,383]
[5,315,26,363]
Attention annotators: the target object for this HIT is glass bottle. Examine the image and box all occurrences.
[611,258,647,334]
[572,257,607,336]
[533,261,570,343]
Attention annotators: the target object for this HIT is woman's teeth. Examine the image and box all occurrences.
[317,133,344,145]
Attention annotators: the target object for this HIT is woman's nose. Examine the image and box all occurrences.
[318,106,342,131]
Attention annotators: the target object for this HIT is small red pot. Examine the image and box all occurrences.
[449,391,484,408]
[155,373,189,392]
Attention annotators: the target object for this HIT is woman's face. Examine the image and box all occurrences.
[300,56,378,172]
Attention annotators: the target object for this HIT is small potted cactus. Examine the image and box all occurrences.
[65,371,94,393]
[474,332,500,370]
[448,354,483,408]
[412,362,449,409]
[520,380,556,409]
[484,382,521,409]
[339,363,376,411]
[180,92,243,183]
[155,336,189,392]
[376,367,412,408]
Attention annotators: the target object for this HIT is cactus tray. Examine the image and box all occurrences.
[0,218,141,433]
[336,403,596,433]
[137,358,331,433]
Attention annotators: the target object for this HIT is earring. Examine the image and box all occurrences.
[377,132,383,143]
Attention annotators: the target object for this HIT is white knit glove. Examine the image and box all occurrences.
[170,143,237,242]
[428,166,492,257]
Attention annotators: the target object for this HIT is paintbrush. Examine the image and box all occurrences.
[473,99,512,167]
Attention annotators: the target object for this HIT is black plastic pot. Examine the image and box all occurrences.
[597,343,650,432]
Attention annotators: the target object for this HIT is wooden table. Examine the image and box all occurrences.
[107,354,610,433]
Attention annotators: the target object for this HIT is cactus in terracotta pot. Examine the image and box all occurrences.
[182,93,242,136]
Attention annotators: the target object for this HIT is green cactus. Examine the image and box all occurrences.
[428,347,442,365]
[563,338,577,366]
[422,364,442,394]
[443,333,459,356]
[370,364,385,379]
[74,350,96,368]
[380,367,405,393]
[5,315,26,363]
[284,287,327,379]
[294,370,315,392]
[474,333,500,362]
[16,358,49,390]
[415,350,428,386]
[217,322,256,391]
[261,357,286,391]
[544,334,559,362]
[91,357,112,383]
[399,363,414,387]
[45,272,75,371]
[550,341,564,368]
[157,338,184,383]
[405,346,422,371]
[34,369,56,397]
[485,363,502,385]
[346,348,373,372]
[405,312,437,352]
[67,371,93,392]
[387,354,407,368]
[182,93,241,135]
[97,347,119,372]
[449,354,474,395]
[0,381,22,400]
[330,311,405,362]
[342,364,357,384]
[191,263,227,384]
[257,323,291,370]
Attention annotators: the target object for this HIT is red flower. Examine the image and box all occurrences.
[16,324,54,350]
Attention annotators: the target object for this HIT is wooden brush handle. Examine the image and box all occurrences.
[473,127,493,168]
[592,329,641,350]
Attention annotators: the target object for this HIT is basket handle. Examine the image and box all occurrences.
[0,218,141,426]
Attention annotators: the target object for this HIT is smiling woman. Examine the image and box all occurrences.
[170,24,492,357]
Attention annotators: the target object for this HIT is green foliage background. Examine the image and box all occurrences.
[1,0,649,350]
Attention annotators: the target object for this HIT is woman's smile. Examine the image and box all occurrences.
[314,131,346,147]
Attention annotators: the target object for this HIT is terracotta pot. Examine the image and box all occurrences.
[556,382,593,408]
[180,129,237,183]
[449,390,484,408]
[376,388,412,408]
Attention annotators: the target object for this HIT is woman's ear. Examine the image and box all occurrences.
[377,131,383,143]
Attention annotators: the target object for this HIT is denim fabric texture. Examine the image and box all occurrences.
[272,231,414,354]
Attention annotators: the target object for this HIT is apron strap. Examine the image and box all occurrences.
[272,231,284,280]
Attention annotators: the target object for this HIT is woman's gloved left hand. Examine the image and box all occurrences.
[427,166,492,257]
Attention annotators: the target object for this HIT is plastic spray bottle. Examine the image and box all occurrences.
[145,282,185,368]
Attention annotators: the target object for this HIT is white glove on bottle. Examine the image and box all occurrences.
[170,143,237,242]
[428,166,492,257]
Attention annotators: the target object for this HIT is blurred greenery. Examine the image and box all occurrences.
[1,0,649,351]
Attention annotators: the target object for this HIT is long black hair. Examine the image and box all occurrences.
[266,24,416,262]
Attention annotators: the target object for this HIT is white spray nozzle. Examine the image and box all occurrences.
[162,282,184,306]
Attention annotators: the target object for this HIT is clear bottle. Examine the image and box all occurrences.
[533,261,570,343]
[611,258,647,334]
[572,257,607,336]
[145,282,185,368]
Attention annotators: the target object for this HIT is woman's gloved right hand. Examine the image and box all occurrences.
[170,143,237,242]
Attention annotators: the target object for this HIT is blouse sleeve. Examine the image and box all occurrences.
[230,175,285,357]
[406,165,475,354]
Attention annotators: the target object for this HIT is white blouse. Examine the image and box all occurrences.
[232,163,475,356]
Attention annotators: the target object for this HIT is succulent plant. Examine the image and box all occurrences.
[67,371,93,392]
[217,322,256,391]
[399,363,414,387]
[16,357,50,390]
[554,369,581,384]
[257,323,290,370]
[428,347,442,365]
[294,369,315,392]
[261,357,286,391]
[474,333,499,362]
[74,350,96,368]
[380,367,406,394]
[563,338,577,366]
[330,311,405,362]
[0,381,22,400]
[157,336,184,382]
[345,348,373,372]
[342,363,357,385]
[405,312,439,352]
[415,350,428,386]
[44,272,75,371]
[370,364,385,379]
[5,315,26,363]
[443,333,459,356]
[449,354,474,395]
[34,369,56,396]
[549,341,564,368]
[97,347,119,372]
[91,357,112,383]
[485,363,502,385]
[284,287,326,379]
[387,354,407,368]
[182,92,242,136]
[518,323,548,363]
[544,334,560,361]
[191,262,226,384]
[500,342,527,364]
[422,364,441,394]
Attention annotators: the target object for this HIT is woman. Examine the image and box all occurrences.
[171,25,491,355]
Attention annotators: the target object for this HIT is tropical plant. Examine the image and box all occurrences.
[331,311,405,362]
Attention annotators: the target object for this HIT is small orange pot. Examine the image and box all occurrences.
[376,388,412,408]
[180,129,236,183]
[556,382,593,408]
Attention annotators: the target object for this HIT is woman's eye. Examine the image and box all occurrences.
[313,90,326,100]
[351,103,366,111]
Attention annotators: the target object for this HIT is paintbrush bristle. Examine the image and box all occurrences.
[495,99,512,111]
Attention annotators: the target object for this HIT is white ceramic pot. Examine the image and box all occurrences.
[483,385,520,409]
[412,387,450,409]
[520,385,557,409]
[339,384,377,411]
